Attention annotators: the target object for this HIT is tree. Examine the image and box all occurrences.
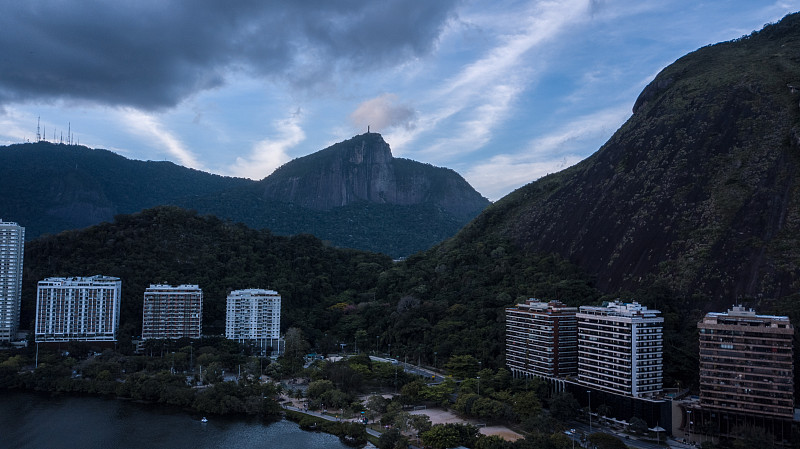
[628,416,648,434]
[378,428,409,449]
[421,423,480,449]
[548,392,580,422]
[512,390,542,420]
[409,413,432,437]
[366,394,388,415]
[283,327,310,375]
[549,432,573,449]
[475,434,510,449]
[587,432,627,449]
[306,379,335,399]
[444,355,480,379]
[400,379,425,406]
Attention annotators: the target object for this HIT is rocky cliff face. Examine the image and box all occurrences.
[457,13,800,304]
[259,133,489,221]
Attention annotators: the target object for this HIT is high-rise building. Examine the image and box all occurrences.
[0,220,24,342]
[35,276,122,342]
[141,284,202,340]
[506,299,578,379]
[698,306,794,419]
[577,301,663,398]
[225,289,281,354]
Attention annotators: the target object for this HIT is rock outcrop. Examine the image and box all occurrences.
[259,133,489,221]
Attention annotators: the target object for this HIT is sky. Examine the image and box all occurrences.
[1,1,799,201]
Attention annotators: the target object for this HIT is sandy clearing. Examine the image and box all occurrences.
[409,408,523,442]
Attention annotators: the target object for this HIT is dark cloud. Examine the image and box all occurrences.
[0,0,459,110]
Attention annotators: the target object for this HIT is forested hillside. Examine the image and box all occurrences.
[21,207,393,345]
[0,135,488,257]
[452,12,800,305]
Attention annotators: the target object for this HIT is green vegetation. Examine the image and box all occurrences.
[452,11,800,303]
[0,133,489,258]
[21,206,393,338]
[0,338,282,419]
[285,410,368,446]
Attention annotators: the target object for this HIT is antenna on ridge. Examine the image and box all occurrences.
[36,116,41,142]
[68,122,71,145]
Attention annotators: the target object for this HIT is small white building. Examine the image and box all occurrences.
[225,289,282,355]
[35,276,122,342]
[577,301,663,398]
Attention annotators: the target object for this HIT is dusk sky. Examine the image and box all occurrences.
[1,1,799,200]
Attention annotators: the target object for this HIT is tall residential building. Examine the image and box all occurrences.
[35,276,122,342]
[225,289,281,354]
[141,284,202,340]
[698,306,794,419]
[506,299,578,379]
[577,301,663,398]
[0,221,24,342]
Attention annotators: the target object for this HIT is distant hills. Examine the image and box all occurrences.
[0,133,489,257]
[448,12,800,306]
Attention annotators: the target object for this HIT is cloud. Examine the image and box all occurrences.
[227,111,304,180]
[525,105,631,157]
[466,153,585,201]
[0,1,459,110]
[349,94,416,132]
[465,104,630,200]
[389,0,593,159]
[119,109,203,169]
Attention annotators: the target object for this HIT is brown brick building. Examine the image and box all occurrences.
[505,299,577,379]
[691,306,794,444]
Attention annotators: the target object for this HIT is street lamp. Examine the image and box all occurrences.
[477,376,481,396]
[587,390,592,433]
[686,409,692,438]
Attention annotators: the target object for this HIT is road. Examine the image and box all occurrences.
[567,421,693,449]
[283,404,382,438]
[369,356,447,383]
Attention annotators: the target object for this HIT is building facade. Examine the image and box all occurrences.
[506,299,578,379]
[225,289,281,354]
[35,276,122,342]
[577,301,663,398]
[698,306,794,419]
[0,220,24,342]
[141,284,203,339]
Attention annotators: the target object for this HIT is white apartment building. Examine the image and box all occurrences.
[0,220,24,342]
[506,299,578,379]
[577,301,663,398]
[142,284,202,339]
[225,289,281,354]
[35,276,122,342]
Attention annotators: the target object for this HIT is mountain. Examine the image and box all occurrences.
[258,133,489,222]
[0,135,489,257]
[0,142,251,236]
[184,133,490,256]
[449,13,800,306]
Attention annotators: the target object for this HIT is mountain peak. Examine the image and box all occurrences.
[260,134,489,219]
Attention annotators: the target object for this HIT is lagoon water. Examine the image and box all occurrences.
[0,391,352,449]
